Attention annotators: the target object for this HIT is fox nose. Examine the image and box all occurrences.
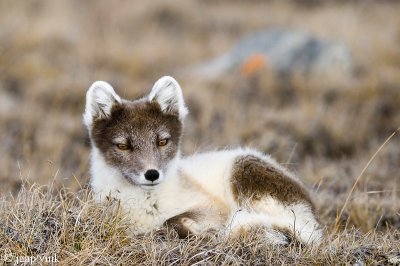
[144,169,159,182]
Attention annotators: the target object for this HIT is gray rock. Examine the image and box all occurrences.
[188,29,353,78]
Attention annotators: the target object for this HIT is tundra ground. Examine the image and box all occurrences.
[0,1,399,264]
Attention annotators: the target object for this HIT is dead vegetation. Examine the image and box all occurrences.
[0,183,399,265]
[0,0,399,264]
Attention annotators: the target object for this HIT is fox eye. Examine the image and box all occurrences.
[117,143,129,150]
[157,139,168,147]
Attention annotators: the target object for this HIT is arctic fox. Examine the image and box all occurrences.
[83,76,322,245]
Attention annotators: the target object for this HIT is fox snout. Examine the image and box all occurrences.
[138,168,165,189]
[144,169,160,182]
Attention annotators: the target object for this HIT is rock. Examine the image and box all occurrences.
[188,29,353,79]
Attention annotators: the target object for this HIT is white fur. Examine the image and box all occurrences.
[148,76,188,120]
[86,76,322,244]
[90,146,173,232]
[90,145,207,233]
[91,147,322,243]
[179,149,322,244]
[83,81,121,130]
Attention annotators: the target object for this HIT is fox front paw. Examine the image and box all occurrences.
[164,212,202,238]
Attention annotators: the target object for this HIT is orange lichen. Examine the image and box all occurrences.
[240,54,268,76]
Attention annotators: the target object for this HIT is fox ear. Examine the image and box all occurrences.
[83,81,121,128]
[148,76,188,120]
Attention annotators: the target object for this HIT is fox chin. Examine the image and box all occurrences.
[83,76,323,245]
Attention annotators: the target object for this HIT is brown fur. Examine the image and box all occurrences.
[231,155,315,210]
[271,225,295,245]
[91,99,182,183]
[164,211,201,238]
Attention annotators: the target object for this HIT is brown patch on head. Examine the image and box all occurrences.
[91,99,182,183]
[231,155,315,210]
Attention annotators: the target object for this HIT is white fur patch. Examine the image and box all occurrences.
[83,81,121,130]
[228,203,322,245]
[148,76,188,120]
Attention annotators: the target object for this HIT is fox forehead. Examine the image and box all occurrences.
[91,99,182,149]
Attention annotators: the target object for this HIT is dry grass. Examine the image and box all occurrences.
[0,183,399,265]
[0,0,399,264]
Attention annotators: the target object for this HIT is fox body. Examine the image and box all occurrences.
[84,76,322,244]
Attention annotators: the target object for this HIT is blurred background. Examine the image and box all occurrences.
[0,0,399,229]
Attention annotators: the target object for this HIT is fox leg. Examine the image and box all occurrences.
[164,207,228,238]
[164,211,203,238]
[227,209,292,245]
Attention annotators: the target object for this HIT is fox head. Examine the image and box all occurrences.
[84,76,188,189]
